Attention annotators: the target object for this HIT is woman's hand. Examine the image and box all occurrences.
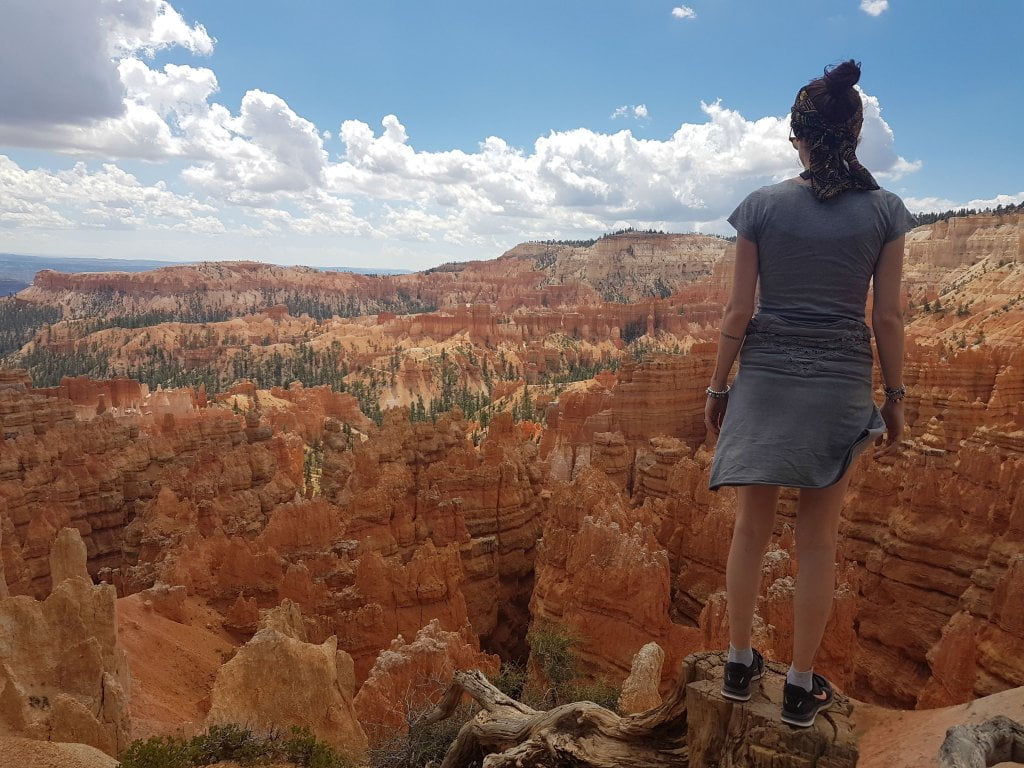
[705,394,728,437]
[873,399,904,458]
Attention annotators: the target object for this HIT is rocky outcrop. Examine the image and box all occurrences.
[225,381,373,443]
[618,642,666,714]
[529,469,699,684]
[0,529,130,755]
[542,352,714,483]
[841,354,1024,707]
[353,619,500,739]
[905,212,1022,270]
[0,378,303,599]
[342,542,472,681]
[0,376,75,440]
[206,602,367,756]
[18,234,729,323]
[321,408,543,656]
[49,526,89,585]
[34,376,147,413]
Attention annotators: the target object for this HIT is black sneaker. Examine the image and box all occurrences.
[781,673,834,727]
[720,648,765,701]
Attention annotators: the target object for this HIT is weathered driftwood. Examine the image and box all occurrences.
[421,651,859,768]
[938,715,1024,768]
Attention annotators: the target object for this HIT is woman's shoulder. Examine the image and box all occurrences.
[758,179,807,195]
[737,179,805,205]
[861,185,909,207]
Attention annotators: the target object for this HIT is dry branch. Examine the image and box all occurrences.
[419,659,693,768]
[422,651,859,768]
[938,715,1024,768]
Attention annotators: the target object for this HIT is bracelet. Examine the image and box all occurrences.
[706,385,731,399]
[883,384,906,403]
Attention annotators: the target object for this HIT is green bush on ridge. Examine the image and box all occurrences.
[117,723,355,768]
[524,621,622,713]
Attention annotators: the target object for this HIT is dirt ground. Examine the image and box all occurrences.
[0,737,118,768]
[855,685,1024,768]
[117,592,239,740]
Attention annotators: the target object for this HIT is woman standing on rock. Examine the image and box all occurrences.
[704,60,913,727]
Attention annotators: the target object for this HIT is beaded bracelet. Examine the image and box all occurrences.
[883,384,906,403]
[705,385,731,399]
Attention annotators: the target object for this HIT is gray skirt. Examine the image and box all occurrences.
[708,312,885,490]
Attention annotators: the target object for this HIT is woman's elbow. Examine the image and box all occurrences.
[872,309,904,329]
[723,302,755,321]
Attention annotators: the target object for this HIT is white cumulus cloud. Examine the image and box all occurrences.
[855,88,921,181]
[0,0,211,128]
[672,6,697,20]
[0,155,223,233]
[181,90,328,195]
[903,192,1024,214]
[611,104,650,121]
[860,0,890,16]
[0,85,924,258]
[0,0,938,267]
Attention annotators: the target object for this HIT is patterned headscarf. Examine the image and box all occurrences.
[790,87,879,201]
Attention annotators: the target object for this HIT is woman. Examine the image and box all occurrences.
[703,60,913,728]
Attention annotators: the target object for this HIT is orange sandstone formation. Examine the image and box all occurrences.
[0,529,130,755]
[529,468,699,684]
[353,619,500,738]
[618,641,666,714]
[206,601,367,755]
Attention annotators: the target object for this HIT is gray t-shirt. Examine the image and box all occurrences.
[727,181,916,323]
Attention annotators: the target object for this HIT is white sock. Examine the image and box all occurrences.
[728,644,753,666]
[787,665,814,691]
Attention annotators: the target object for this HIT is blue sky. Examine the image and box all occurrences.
[0,0,1021,270]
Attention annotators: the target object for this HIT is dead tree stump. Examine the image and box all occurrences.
[424,651,859,768]
[938,716,1024,768]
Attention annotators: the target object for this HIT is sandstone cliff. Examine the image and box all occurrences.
[0,529,130,755]
[353,619,500,739]
[206,601,367,756]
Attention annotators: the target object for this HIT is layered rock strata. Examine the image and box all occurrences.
[529,468,699,684]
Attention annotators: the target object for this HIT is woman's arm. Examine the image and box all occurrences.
[871,235,905,389]
[871,234,906,457]
[709,236,759,390]
[705,236,758,436]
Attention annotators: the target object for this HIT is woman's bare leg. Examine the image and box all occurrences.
[792,466,855,672]
[726,484,781,651]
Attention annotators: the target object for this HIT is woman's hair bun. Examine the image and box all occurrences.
[823,60,861,94]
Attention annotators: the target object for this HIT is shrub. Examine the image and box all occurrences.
[118,723,355,768]
[365,701,478,768]
[489,659,528,700]
[118,736,191,768]
[565,677,622,714]
[187,724,266,765]
[526,621,580,706]
[524,623,623,712]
